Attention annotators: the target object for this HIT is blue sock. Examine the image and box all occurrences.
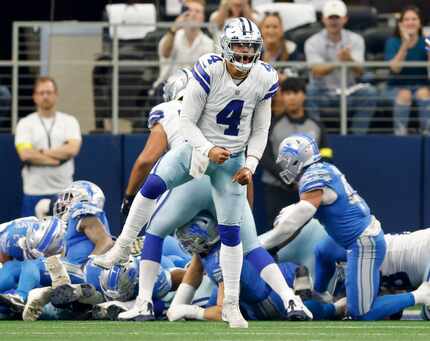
[141,233,164,263]
[246,247,274,273]
[357,293,415,321]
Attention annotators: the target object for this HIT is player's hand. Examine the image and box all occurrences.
[208,147,230,164]
[121,194,135,218]
[232,167,252,185]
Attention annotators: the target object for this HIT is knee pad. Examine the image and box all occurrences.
[218,225,241,247]
[140,174,167,199]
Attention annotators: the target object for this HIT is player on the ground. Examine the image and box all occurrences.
[0,216,65,316]
[261,133,430,320]
[313,228,430,319]
[5,181,113,318]
[167,212,341,322]
[94,21,309,327]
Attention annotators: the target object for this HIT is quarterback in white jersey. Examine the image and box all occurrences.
[94,17,310,327]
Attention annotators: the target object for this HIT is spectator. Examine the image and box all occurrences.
[154,0,214,89]
[209,0,260,50]
[15,76,82,217]
[384,5,430,135]
[304,0,377,134]
[260,78,332,231]
[260,11,298,116]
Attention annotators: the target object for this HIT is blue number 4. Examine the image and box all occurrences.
[216,100,244,136]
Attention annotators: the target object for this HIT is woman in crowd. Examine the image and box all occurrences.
[384,5,430,135]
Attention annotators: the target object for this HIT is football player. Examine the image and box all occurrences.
[94,17,306,327]
[313,228,430,320]
[167,212,340,322]
[263,133,430,320]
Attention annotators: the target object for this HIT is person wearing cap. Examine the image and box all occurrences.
[304,0,377,134]
[260,77,333,232]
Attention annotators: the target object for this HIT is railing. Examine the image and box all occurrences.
[0,21,428,135]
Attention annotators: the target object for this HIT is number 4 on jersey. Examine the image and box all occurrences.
[216,100,244,136]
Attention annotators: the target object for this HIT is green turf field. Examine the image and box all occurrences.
[0,321,429,341]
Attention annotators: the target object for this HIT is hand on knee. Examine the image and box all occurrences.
[395,89,413,105]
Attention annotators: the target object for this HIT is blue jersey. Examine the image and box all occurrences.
[0,217,39,260]
[299,162,371,248]
[64,202,110,265]
[201,243,295,304]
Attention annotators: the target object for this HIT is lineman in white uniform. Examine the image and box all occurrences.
[93,17,310,327]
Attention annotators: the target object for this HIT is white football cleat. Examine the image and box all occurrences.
[413,282,430,305]
[222,301,248,328]
[118,300,155,321]
[167,304,188,321]
[285,295,313,321]
[91,244,130,269]
[23,287,53,321]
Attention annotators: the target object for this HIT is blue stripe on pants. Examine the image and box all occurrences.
[346,230,386,318]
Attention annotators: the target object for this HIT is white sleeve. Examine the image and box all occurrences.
[304,36,325,63]
[179,78,214,156]
[245,98,271,171]
[65,116,82,141]
[15,119,32,146]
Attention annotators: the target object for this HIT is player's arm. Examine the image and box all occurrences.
[79,216,114,255]
[233,90,273,185]
[180,61,224,162]
[122,124,168,212]
[259,190,321,250]
[42,139,81,161]
[202,282,224,321]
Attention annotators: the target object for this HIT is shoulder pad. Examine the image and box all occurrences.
[147,101,181,129]
[299,163,332,193]
[257,62,279,101]
[191,53,224,95]
[69,202,103,220]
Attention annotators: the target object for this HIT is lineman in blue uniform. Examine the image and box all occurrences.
[12,181,113,319]
[0,216,65,316]
[264,133,430,320]
[167,212,339,322]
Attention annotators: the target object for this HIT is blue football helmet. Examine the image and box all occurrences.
[99,258,139,301]
[163,68,192,102]
[220,17,263,73]
[277,134,321,185]
[54,180,105,219]
[19,216,65,259]
[176,211,219,255]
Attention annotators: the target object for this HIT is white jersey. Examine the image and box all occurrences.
[147,100,184,150]
[181,53,279,156]
[380,229,430,289]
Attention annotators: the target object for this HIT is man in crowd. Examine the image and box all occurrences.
[261,77,332,230]
[15,76,82,216]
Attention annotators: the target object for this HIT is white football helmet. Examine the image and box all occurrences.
[220,17,263,73]
[54,180,105,219]
[20,216,66,259]
[277,134,321,185]
[163,68,192,102]
[176,211,219,255]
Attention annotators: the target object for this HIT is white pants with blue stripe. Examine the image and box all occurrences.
[146,175,260,254]
[346,218,386,318]
[151,143,246,227]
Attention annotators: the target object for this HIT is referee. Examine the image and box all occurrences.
[15,76,82,216]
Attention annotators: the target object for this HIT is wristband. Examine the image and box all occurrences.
[245,156,259,174]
